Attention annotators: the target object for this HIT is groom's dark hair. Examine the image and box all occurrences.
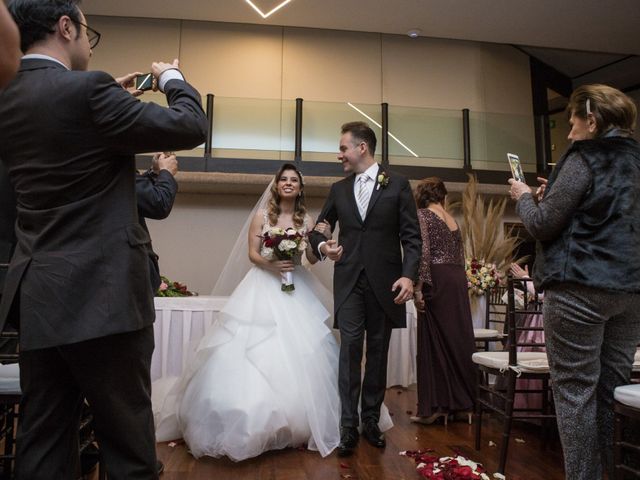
[341,121,376,156]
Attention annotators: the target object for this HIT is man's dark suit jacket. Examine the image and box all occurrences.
[136,169,178,291]
[310,167,422,327]
[0,162,15,290]
[0,58,207,351]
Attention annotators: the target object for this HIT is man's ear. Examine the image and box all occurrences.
[57,16,74,42]
[587,114,597,133]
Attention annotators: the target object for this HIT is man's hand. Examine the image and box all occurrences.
[392,277,414,304]
[115,71,144,97]
[152,152,178,176]
[320,239,343,262]
[151,58,180,91]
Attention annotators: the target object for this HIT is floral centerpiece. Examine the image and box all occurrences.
[465,257,503,296]
[260,227,307,292]
[456,174,522,295]
[156,276,195,297]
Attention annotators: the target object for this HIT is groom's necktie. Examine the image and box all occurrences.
[356,174,371,220]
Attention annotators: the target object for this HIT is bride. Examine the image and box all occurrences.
[154,163,390,461]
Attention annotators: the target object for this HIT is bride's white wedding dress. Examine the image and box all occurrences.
[154,215,392,461]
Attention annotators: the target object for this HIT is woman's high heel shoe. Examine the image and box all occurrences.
[410,412,448,426]
[453,411,473,425]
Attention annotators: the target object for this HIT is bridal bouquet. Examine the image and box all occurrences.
[465,257,502,296]
[260,227,307,292]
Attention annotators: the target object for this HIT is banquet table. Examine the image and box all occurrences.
[151,296,418,387]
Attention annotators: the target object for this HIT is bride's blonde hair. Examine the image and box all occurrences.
[267,163,307,228]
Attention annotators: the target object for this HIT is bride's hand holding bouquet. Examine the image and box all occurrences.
[268,259,295,274]
[260,226,307,292]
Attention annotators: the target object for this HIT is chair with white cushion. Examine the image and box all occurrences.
[632,349,640,380]
[614,383,640,478]
[473,286,506,351]
[472,276,553,474]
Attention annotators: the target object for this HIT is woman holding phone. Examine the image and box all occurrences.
[509,84,640,480]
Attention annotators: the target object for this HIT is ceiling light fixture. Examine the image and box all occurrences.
[245,0,293,19]
[347,103,419,158]
[407,29,421,38]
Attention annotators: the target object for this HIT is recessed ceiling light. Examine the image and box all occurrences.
[245,0,293,19]
[407,29,421,38]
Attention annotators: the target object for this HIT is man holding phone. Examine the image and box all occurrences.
[0,1,207,478]
[137,152,179,292]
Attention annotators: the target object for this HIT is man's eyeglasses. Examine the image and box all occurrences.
[72,20,101,49]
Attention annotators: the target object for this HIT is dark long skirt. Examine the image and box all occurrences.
[416,263,477,416]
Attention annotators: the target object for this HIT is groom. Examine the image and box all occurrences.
[311,121,422,456]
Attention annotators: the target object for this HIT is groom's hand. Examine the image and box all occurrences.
[392,277,414,304]
[321,239,343,262]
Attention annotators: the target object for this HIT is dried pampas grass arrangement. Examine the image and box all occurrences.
[458,174,520,274]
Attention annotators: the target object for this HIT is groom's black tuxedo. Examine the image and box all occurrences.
[311,166,421,428]
[311,167,421,325]
[0,58,207,479]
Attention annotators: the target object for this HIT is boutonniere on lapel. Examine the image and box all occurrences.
[376,171,390,190]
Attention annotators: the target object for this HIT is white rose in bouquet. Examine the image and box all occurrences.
[278,239,298,251]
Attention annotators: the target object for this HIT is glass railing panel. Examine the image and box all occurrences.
[469,111,536,173]
[210,97,292,161]
[300,101,382,163]
[388,106,464,168]
[138,92,538,176]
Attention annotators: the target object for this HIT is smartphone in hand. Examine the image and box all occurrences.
[134,73,153,91]
[507,153,525,183]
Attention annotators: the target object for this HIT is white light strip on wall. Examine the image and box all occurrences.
[245,0,293,19]
[347,102,419,157]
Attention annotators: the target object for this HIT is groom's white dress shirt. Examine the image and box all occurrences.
[354,163,379,219]
[317,163,379,258]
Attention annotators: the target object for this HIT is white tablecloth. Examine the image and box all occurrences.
[151,296,418,387]
[151,296,227,381]
[387,301,418,387]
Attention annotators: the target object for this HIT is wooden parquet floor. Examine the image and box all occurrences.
[91,385,565,480]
